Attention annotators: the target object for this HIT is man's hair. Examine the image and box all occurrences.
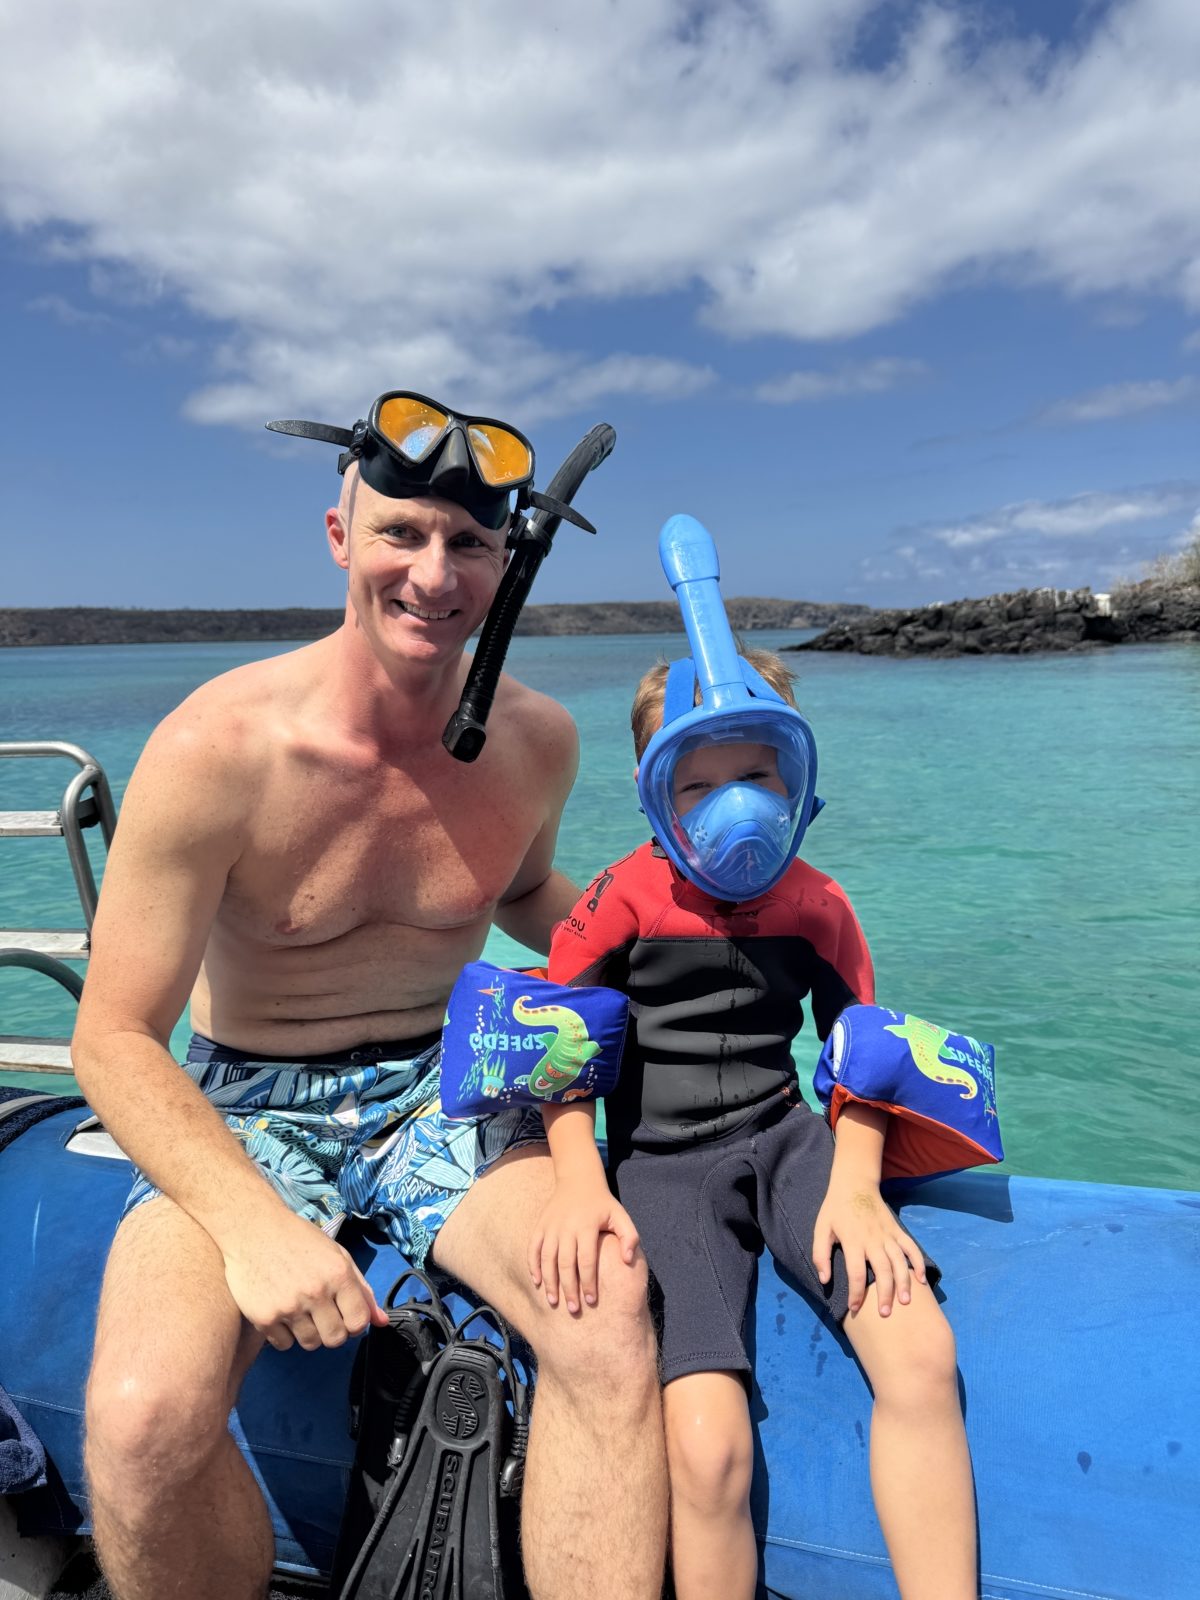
[631,645,799,760]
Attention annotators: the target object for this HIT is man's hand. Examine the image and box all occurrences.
[527,1174,640,1315]
[812,1173,926,1318]
[223,1211,389,1351]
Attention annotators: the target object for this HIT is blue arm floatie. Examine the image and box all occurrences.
[440,961,628,1118]
[814,1004,1003,1180]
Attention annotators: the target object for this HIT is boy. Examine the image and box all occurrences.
[533,643,977,1600]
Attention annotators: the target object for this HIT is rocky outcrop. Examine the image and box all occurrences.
[794,581,1200,658]
[0,598,870,649]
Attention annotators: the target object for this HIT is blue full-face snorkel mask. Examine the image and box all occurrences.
[637,515,823,903]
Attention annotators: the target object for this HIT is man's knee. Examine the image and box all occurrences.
[530,1236,656,1392]
[86,1356,238,1498]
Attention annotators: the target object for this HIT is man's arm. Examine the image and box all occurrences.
[72,704,383,1349]
[494,696,581,954]
[73,707,267,1236]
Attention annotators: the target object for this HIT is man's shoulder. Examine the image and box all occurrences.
[136,646,317,794]
[490,674,578,770]
[494,672,575,732]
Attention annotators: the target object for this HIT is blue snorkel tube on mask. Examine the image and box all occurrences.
[637,515,822,903]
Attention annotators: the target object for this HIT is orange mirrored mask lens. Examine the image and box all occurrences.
[467,423,533,487]
[376,396,450,463]
[376,394,532,486]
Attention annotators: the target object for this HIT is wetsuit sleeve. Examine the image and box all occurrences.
[809,885,875,1039]
[547,857,638,990]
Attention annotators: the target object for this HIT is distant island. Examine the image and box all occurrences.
[0,598,869,649]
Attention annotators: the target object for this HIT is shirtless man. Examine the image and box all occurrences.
[72,391,667,1600]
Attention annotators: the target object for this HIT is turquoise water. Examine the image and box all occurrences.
[2,634,1198,1191]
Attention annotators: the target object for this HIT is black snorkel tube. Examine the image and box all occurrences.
[442,422,617,762]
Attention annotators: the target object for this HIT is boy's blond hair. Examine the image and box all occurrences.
[630,645,799,760]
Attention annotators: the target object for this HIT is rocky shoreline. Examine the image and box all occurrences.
[4,583,1197,656]
[0,598,868,649]
[794,579,1200,658]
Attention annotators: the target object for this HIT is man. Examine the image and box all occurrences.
[72,391,667,1600]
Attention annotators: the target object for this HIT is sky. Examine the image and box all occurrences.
[2,0,1199,610]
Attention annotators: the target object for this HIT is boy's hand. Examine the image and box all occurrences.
[527,1174,640,1315]
[812,1173,926,1318]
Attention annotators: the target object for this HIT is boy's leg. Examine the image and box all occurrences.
[843,1284,977,1600]
[663,1371,757,1600]
[755,1105,976,1598]
[430,1146,668,1600]
[86,1198,272,1600]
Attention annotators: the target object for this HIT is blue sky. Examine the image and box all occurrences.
[3,0,1198,610]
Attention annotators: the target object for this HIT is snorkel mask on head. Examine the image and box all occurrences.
[267,389,539,531]
[267,389,616,762]
[637,515,823,903]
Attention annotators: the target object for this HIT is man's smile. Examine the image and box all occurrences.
[393,600,458,621]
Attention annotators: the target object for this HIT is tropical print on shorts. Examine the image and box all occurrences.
[123,1037,547,1266]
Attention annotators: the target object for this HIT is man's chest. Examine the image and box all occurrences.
[223,760,542,943]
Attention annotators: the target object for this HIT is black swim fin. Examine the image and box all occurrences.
[332,1270,530,1600]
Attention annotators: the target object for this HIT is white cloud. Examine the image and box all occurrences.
[1093,303,1146,329]
[1040,377,1197,424]
[754,358,928,404]
[865,480,1200,600]
[26,293,112,329]
[928,485,1199,550]
[2,2,1200,424]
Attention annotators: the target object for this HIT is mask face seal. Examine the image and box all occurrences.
[636,515,823,902]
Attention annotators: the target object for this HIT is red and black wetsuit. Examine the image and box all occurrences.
[547,840,875,1163]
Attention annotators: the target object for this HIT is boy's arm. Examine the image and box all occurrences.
[527,861,641,1312]
[527,1102,640,1314]
[807,876,923,1316]
[812,1104,927,1318]
[807,876,876,1035]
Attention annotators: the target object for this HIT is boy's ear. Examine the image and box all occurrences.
[633,764,639,784]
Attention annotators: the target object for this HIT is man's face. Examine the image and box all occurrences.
[671,740,787,817]
[327,473,508,663]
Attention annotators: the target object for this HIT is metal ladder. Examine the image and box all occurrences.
[0,740,117,1073]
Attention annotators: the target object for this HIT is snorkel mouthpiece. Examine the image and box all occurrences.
[637,514,821,902]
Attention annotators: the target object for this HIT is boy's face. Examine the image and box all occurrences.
[671,741,788,817]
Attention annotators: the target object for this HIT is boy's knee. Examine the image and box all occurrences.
[871,1303,960,1412]
[666,1408,753,1514]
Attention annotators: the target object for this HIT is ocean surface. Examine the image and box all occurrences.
[1,633,1197,1191]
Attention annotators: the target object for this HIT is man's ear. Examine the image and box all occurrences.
[326,506,350,571]
[633,764,639,784]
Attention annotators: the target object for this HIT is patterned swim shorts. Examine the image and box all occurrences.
[123,1031,548,1266]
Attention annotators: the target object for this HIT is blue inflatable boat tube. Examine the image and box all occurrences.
[0,1100,1197,1598]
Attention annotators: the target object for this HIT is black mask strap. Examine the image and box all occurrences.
[266,419,356,449]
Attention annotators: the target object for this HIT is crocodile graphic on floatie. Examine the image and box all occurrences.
[510,995,601,1101]
[884,1015,979,1099]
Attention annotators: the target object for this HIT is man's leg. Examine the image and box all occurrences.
[431,1147,668,1600]
[86,1198,272,1600]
